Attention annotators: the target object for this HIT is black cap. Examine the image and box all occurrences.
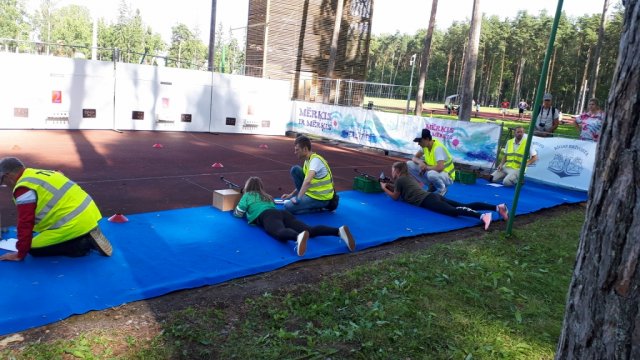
[413,129,432,142]
[0,157,24,185]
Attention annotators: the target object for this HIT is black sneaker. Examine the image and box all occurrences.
[89,227,113,256]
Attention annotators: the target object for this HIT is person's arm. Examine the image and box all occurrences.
[497,149,507,170]
[281,189,297,200]
[233,193,249,218]
[293,169,316,203]
[410,149,426,172]
[0,188,36,261]
[381,182,401,200]
[550,108,560,133]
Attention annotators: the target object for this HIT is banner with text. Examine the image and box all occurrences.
[289,101,502,168]
[525,136,597,192]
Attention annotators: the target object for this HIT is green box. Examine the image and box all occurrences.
[458,171,477,185]
[353,176,383,193]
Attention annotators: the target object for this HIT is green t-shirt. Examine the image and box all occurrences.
[235,192,276,223]
[394,175,429,206]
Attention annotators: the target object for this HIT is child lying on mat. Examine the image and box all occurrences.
[381,162,509,230]
[233,176,355,256]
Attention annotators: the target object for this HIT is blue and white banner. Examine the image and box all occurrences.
[525,137,597,192]
[289,101,502,168]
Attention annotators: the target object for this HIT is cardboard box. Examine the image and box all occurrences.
[212,189,242,211]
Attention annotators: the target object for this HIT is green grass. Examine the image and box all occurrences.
[1,208,585,359]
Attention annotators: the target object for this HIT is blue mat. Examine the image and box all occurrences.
[0,180,586,336]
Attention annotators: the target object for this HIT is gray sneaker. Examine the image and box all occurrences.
[89,227,113,256]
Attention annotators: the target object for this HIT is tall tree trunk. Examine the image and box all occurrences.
[555,1,639,358]
[546,46,557,92]
[577,47,592,112]
[483,56,494,105]
[459,0,481,121]
[476,45,486,101]
[414,0,438,115]
[572,41,584,113]
[443,50,453,101]
[207,0,217,71]
[324,0,344,102]
[496,45,506,106]
[513,57,526,107]
[587,0,611,101]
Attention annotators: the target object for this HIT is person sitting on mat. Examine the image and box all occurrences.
[381,162,509,230]
[234,176,355,256]
[0,157,113,261]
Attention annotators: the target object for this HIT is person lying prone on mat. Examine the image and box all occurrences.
[0,157,113,261]
[233,176,355,256]
[380,161,509,230]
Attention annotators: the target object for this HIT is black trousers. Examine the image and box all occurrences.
[255,209,338,242]
[419,193,494,219]
[29,233,94,257]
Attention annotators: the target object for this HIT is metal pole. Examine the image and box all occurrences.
[405,54,417,114]
[506,0,564,235]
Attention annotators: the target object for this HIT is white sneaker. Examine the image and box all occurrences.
[339,225,355,251]
[480,213,492,231]
[497,203,509,221]
[295,230,309,256]
[89,227,113,256]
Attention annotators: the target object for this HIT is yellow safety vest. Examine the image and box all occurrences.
[423,140,456,180]
[504,138,527,170]
[14,168,102,248]
[303,153,335,200]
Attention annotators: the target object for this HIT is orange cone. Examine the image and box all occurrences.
[108,213,129,223]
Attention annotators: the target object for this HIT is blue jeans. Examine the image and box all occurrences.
[283,166,330,214]
[406,160,453,194]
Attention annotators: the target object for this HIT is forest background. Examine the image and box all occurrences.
[0,0,624,114]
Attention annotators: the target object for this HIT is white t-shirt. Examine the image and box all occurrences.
[535,107,559,132]
[308,156,328,178]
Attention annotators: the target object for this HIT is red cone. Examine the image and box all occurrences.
[211,162,224,168]
[152,143,164,148]
[108,213,129,223]
[259,144,269,149]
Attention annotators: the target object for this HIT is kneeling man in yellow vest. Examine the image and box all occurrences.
[0,157,112,261]
[407,129,456,197]
[491,126,538,186]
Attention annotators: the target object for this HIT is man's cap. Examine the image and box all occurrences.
[413,129,432,142]
[0,157,24,181]
[543,93,553,100]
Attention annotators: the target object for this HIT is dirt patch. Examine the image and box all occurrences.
[0,203,585,349]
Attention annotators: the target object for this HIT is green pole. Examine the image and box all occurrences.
[506,0,564,235]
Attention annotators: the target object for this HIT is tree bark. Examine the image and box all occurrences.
[577,47,592,113]
[458,0,480,121]
[414,0,438,115]
[555,1,640,359]
[443,50,452,101]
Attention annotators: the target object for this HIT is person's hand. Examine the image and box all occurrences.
[290,197,298,204]
[419,163,428,175]
[281,193,292,200]
[0,252,23,261]
[497,164,503,171]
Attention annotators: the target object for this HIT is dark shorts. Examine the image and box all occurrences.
[519,108,525,114]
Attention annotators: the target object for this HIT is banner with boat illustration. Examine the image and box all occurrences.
[526,137,597,192]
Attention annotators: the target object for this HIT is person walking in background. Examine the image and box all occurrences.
[533,93,560,137]
[491,126,538,186]
[0,157,112,261]
[575,98,605,142]
[235,177,355,256]
[281,135,338,214]
[517,99,528,119]
[381,162,509,230]
[500,99,510,118]
[407,129,456,197]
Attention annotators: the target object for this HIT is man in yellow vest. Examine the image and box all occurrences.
[281,135,337,214]
[0,157,112,261]
[491,126,538,186]
[408,129,456,196]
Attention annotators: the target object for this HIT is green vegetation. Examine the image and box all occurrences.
[1,208,585,359]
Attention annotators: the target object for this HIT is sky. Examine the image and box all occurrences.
[26,0,616,44]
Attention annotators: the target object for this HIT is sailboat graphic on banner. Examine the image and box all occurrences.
[548,154,583,178]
